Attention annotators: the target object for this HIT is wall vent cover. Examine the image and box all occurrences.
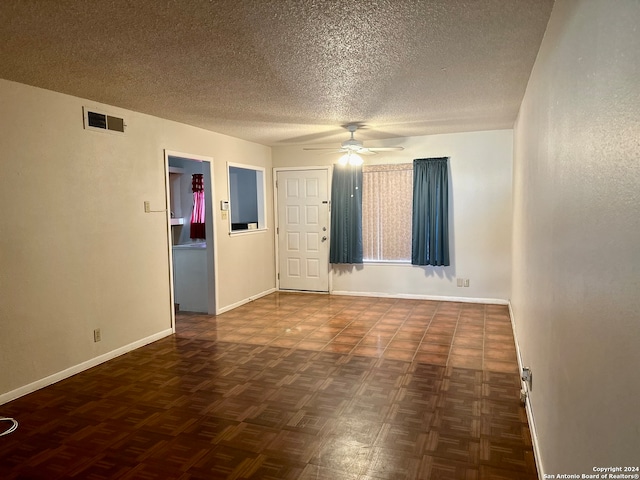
[83,107,126,134]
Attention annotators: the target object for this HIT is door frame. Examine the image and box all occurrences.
[164,149,219,332]
[273,166,333,293]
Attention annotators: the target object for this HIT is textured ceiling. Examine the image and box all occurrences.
[0,0,554,146]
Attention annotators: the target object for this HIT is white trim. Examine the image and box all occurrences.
[0,329,173,406]
[330,290,509,305]
[227,161,268,233]
[273,170,279,289]
[362,260,412,266]
[228,228,269,237]
[273,166,331,172]
[508,301,545,480]
[216,287,277,314]
[279,289,329,295]
[164,150,219,319]
[163,151,177,331]
[164,150,215,164]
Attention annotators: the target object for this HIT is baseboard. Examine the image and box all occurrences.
[0,328,173,406]
[508,301,544,480]
[216,288,277,314]
[330,290,509,305]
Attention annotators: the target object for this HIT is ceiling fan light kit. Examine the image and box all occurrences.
[338,152,363,166]
[303,124,404,161]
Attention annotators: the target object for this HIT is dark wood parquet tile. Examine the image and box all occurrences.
[69,453,138,479]
[243,454,308,480]
[364,446,423,479]
[106,429,173,463]
[432,411,482,439]
[187,444,261,479]
[386,401,435,431]
[0,292,538,479]
[424,431,482,464]
[309,439,372,475]
[216,422,280,453]
[480,436,537,473]
[183,416,240,444]
[244,404,294,430]
[262,430,321,463]
[299,464,360,480]
[374,423,429,454]
[419,455,480,480]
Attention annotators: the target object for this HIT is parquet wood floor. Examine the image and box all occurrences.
[0,293,537,479]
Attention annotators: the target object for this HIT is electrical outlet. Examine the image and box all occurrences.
[456,278,463,287]
[93,328,101,342]
[144,201,150,213]
[464,279,470,287]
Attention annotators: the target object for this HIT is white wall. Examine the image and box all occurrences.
[273,129,513,302]
[512,0,640,474]
[0,79,275,400]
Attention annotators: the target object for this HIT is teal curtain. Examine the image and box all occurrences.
[411,157,450,266]
[330,165,363,264]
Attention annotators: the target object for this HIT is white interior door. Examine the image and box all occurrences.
[277,169,329,292]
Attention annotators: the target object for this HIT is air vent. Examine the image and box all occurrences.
[83,107,126,134]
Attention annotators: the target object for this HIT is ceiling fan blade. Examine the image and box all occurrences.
[302,147,341,151]
[366,147,405,152]
[356,148,378,155]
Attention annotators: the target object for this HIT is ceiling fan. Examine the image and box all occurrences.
[303,124,404,161]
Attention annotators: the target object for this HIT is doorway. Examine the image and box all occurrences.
[164,150,217,329]
[275,168,330,292]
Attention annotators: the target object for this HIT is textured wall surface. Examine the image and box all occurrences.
[512,0,640,474]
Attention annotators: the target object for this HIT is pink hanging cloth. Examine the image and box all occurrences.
[190,174,206,239]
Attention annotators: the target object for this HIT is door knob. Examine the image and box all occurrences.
[321,236,327,242]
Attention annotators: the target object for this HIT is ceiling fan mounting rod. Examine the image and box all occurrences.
[342,124,362,150]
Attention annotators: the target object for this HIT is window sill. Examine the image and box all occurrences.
[229,228,268,236]
[362,260,412,266]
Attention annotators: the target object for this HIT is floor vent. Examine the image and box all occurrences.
[83,107,126,134]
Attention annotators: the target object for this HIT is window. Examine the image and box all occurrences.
[228,164,266,232]
[362,163,413,262]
